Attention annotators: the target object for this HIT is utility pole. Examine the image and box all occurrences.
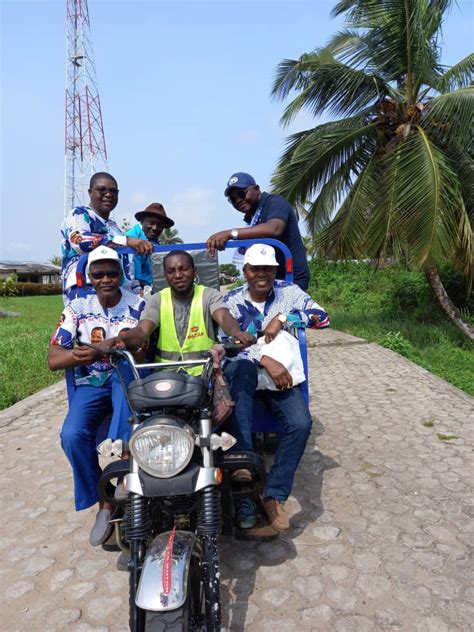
[64,0,108,214]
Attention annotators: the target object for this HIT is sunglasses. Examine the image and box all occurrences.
[89,270,120,280]
[227,187,251,204]
[93,186,120,195]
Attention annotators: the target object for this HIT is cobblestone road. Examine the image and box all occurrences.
[1,329,473,631]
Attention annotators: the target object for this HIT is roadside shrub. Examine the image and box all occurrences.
[16,283,62,296]
[388,269,434,314]
[0,276,19,298]
[379,331,414,357]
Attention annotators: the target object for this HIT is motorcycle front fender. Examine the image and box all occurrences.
[135,530,200,612]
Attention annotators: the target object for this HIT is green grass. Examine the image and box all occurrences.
[0,295,64,409]
[309,261,474,396]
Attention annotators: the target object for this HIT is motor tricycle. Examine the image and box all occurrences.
[70,238,309,631]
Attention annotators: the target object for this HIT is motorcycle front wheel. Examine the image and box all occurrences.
[144,546,211,632]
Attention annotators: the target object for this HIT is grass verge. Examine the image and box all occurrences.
[0,295,64,409]
[309,261,473,396]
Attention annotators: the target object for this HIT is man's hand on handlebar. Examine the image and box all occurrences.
[233,331,256,348]
[72,345,102,364]
[96,337,126,354]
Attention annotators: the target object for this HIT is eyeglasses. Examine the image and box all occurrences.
[93,186,120,195]
[89,270,120,280]
[227,187,250,204]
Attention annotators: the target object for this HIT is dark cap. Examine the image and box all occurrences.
[224,172,257,196]
[134,202,175,227]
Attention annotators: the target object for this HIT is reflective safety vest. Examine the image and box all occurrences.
[156,285,215,376]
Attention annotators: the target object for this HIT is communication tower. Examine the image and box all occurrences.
[64,0,108,213]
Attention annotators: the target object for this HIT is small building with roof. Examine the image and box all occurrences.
[0,261,61,285]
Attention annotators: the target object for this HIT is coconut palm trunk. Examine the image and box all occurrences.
[424,265,474,340]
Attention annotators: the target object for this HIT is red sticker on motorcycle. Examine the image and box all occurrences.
[162,527,176,596]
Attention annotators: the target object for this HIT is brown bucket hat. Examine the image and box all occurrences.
[134,202,175,227]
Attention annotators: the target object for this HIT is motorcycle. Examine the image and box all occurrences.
[95,341,267,632]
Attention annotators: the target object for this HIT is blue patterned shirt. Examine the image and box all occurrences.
[223,280,329,364]
[61,206,134,300]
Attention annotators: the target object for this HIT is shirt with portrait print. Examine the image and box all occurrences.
[49,289,145,387]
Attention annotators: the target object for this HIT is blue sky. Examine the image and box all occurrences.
[1,0,473,263]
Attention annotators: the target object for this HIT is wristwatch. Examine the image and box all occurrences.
[230,229,239,239]
[277,313,287,324]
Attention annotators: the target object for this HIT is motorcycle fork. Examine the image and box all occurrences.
[197,411,222,632]
[127,491,150,632]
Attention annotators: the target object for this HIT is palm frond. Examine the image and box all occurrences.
[271,50,334,101]
[302,152,362,235]
[423,86,474,149]
[434,54,474,92]
[394,127,463,266]
[275,59,389,125]
[317,154,379,259]
[272,114,379,205]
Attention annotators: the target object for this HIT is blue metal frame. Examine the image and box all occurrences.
[68,239,309,434]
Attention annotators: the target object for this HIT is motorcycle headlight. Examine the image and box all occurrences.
[130,419,195,478]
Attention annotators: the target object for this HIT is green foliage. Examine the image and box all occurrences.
[309,261,473,395]
[219,263,240,278]
[0,276,19,299]
[379,331,414,357]
[272,0,473,310]
[0,295,64,409]
[160,228,183,245]
[50,255,62,266]
[16,283,62,296]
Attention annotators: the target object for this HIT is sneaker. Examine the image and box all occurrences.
[235,498,257,530]
[231,468,253,483]
[262,497,290,531]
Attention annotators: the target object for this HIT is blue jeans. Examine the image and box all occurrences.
[60,367,133,511]
[224,359,312,502]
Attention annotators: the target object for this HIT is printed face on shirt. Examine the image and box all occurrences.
[90,327,106,344]
[244,264,277,298]
[227,185,260,215]
[89,260,123,300]
[164,254,196,297]
[141,216,165,241]
[88,176,119,217]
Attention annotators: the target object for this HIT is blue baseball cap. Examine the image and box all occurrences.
[224,172,256,196]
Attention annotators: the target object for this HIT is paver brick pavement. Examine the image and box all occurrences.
[0,329,473,631]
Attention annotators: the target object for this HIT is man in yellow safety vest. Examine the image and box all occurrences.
[105,250,253,369]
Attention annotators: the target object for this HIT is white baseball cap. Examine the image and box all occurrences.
[86,246,120,276]
[243,244,278,267]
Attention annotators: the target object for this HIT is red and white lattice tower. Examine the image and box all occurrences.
[64,0,108,213]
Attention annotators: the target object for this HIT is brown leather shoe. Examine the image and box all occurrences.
[231,468,252,483]
[236,522,280,541]
[262,497,290,531]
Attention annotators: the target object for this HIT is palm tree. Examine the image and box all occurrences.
[159,228,184,245]
[271,0,473,339]
[50,255,62,267]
